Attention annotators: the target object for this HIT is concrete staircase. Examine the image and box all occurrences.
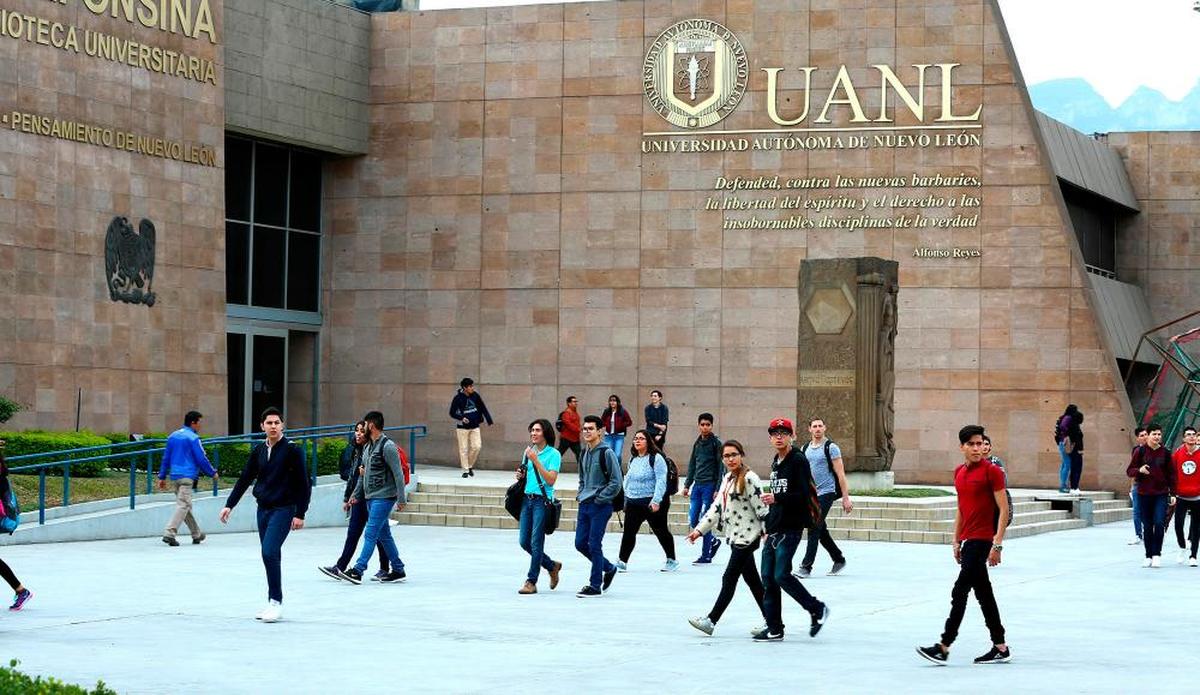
[396,482,1133,544]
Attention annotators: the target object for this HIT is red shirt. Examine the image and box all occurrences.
[954,459,1006,542]
[1173,445,1200,498]
[559,408,581,443]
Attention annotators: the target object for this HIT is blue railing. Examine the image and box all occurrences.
[4,423,427,525]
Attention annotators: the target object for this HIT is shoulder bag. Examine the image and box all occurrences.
[530,462,562,535]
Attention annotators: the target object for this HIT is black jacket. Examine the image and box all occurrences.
[225,436,312,519]
[450,390,493,429]
[764,446,822,534]
[686,434,723,487]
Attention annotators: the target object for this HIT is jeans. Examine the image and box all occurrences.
[556,439,581,465]
[574,500,615,589]
[336,499,389,572]
[760,532,822,634]
[354,498,404,574]
[256,505,295,603]
[940,539,1005,647]
[801,492,844,570]
[619,498,675,563]
[602,434,625,464]
[688,482,718,558]
[1174,498,1200,559]
[709,539,765,624]
[518,494,558,584]
[1068,451,1083,490]
[1138,493,1169,559]
[1057,441,1071,490]
[1131,484,1142,539]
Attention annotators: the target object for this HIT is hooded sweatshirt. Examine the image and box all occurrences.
[1128,445,1175,497]
[764,445,821,534]
[450,389,493,430]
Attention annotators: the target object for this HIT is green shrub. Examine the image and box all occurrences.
[0,659,117,695]
[0,431,113,477]
[100,431,170,473]
[0,396,21,424]
[317,437,348,476]
[208,441,254,477]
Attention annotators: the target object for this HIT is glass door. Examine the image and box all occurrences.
[226,328,288,434]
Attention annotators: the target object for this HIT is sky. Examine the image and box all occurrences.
[419,0,1200,110]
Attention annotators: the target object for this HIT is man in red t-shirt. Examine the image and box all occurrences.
[917,425,1011,666]
[1171,426,1200,566]
[556,396,582,465]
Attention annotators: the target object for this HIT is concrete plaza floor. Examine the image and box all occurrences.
[0,515,1188,694]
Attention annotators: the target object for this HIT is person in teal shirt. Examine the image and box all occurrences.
[517,419,563,595]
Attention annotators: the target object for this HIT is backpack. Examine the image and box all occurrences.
[555,411,565,433]
[0,484,19,535]
[800,439,842,497]
[375,435,411,486]
[988,458,1014,530]
[595,445,624,511]
[649,454,680,496]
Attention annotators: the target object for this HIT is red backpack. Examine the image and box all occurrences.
[398,445,411,485]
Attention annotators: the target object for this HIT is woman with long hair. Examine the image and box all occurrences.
[600,394,633,464]
[617,430,677,572]
[318,421,390,581]
[0,444,33,610]
[687,440,768,636]
[1055,404,1084,493]
[515,419,563,594]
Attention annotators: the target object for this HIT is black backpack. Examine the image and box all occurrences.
[649,454,680,496]
[800,439,842,497]
[989,457,1014,529]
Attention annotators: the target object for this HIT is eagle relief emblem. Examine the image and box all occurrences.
[104,216,157,307]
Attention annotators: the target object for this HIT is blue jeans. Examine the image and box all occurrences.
[1058,441,1071,490]
[1130,484,1142,539]
[688,482,718,558]
[574,500,615,589]
[256,505,295,603]
[603,433,625,464]
[518,494,557,584]
[337,498,388,572]
[760,532,822,634]
[1138,493,1169,558]
[354,498,404,574]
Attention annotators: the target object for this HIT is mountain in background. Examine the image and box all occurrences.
[1028,78,1200,133]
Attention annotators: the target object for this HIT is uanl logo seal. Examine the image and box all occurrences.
[643,19,748,129]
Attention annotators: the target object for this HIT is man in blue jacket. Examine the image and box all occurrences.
[157,410,218,546]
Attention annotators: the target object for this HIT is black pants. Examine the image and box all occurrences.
[709,539,765,623]
[801,492,844,570]
[619,498,675,562]
[1175,498,1200,558]
[941,540,1005,647]
[0,558,20,591]
[1068,450,1083,489]
[557,439,581,464]
[335,498,389,572]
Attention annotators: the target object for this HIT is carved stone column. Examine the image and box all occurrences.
[855,272,884,470]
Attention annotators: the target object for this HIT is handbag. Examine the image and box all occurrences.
[530,463,562,535]
[503,477,524,520]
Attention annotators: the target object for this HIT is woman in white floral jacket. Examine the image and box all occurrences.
[687,439,769,636]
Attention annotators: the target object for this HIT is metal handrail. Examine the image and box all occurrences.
[5,423,427,526]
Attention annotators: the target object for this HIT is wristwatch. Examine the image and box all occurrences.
[992,544,1003,551]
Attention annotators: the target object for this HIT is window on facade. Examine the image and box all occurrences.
[1061,183,1121,275]
[224,135,323,313]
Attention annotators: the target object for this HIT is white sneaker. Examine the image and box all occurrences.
[616,560,628,573]
[688,616,715,635]
[1151,556,1162,568]
[749,623,767,635]
[1179,548,1188,564]
[1190,557,1198,567]
[1142,558,1152,568]
[259,599,282,623]
[1128,537,1142,545]
[1070,489,1081,494]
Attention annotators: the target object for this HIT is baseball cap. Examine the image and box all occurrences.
[767,418,794,435]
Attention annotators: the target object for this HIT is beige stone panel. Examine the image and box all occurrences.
[483,98,562,194]
[717,386,799,477]
[370,11,411,104]
[559,192,641,288]
[720,288,799,388]
[396,290,481,385]
[643,0,727,35]
[558,288,639,385]
[563,1,644,97]
[481,194,561,289]
[403,195,482,290]
[479,289,560,385]
[637,288,722,387]
[402,101,484,196]
[407,9,487,102]
[723,0,811,72]
[640,190,724,288]
[562,95,643,192]
[484,5,565,100]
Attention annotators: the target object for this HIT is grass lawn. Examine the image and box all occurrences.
[8,471,232,509]
[851,487,954,498]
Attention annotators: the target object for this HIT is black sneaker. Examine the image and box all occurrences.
[711,538,723,556]
[380,570,407,583]
[576,585,602,598]
[809,603,830,637]
[468,468,475,477]
[751,627,784,642]
[161,536,179,547]
[974,646,1012,664]
[602,566,618,591]
[318,566,342,581]
[338,568,363,585]
[692,555,712,565]
[794,566,812,579]
[828,559,847,576]
[461,472,470,478]
[916,644,948,665]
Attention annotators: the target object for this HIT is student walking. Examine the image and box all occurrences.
[556,396,582,465]
[753,418,829,642]
[0,446,33,611]
[617,430,677,573]
[318,421,390,581]
[219,408,312,623]
[1054,404,1084,493]
[516,419,564,594]
[1128,425,1175,568]
[1171,426,1200,566]
[1129,427,1148,545]
[916,424,1012,666]
[450,377,493,478]
[574,415,622,598]
[687,440,768,636]
[599,395,633,465]
[796,417,852,578]
[645,390,669,449]
[338,411,409,585]
[157,410,218,546]
[683,413,723,564]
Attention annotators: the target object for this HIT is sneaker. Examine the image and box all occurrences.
[519,581,537,595]
[318,566,342,581]
[688,616,715,635]
[1179,548,1189,564]
[916,644,948,665]
[1190,557,1198,567]
[161,535,179,547]
[794,566,812,579]
[692,555,712,566]
[9,589,32,611]
[973,646,1012,664]
[254,605,270,620]
[1142,557,1153,568]
[548,562,563,590]
[751,627,784,642]
[1128,536,1143,545]
[749,623,767,636]
[338,567,364,585]
[615,560,628,573]
[259,600,282,623]
[461,472,470,478]
[576,585,602,598]
[1151,556,1162,568]
[711,538,723,557]
[1058,487,1069,493]
[468,468,475,477]
[371,570,389,582]
[192,533,206,545]
[828,559,847,576]
[602,566,618,591]
[809,603,830,637]
[661,559,680,572]
[380,570,407,583]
